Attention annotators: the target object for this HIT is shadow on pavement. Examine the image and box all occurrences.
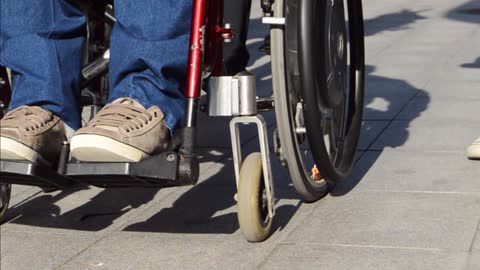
[462,57,480,68]
[2,151,226,232]
[122,175,301,235]
[446,0,480,24]
[3,184,159,230]
[121,140,301,235]
[331,65,431,196]
[5,129,300,236]
[365,9,427,36]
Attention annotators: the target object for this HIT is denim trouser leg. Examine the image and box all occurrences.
[1,0,192,132]
[0,0,85,129]
[108,0,192,132]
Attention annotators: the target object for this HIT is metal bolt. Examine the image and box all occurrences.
[166,154,176,162]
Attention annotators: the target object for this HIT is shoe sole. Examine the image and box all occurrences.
[467,145,480,160]
[71,134,149,162]
[0,137,50,166]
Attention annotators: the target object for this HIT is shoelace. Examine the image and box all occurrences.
[1,106,54,131]
[89,102,158,132]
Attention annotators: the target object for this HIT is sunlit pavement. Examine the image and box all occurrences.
[2,0,480,269]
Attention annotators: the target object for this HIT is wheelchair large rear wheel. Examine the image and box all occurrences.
[271,0,364,201]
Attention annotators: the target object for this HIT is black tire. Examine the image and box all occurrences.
[271,0,331,202]
[0,183,11,223]
[296,0,365,181]
[271,0,364,201]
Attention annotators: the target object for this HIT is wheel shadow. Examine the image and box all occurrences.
[331,65,431,196]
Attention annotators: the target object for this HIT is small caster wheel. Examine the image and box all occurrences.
[0,183,11,223]
[237,153,272,242]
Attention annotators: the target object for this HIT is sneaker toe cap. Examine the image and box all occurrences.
[467,143,480,160]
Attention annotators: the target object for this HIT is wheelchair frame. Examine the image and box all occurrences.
[0,0,365,242]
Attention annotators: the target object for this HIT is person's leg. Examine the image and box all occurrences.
[0,0,85,165]
[70,0,192,162]
[223,0,252,75]
[0,0,85,130]
[108,0,192,132]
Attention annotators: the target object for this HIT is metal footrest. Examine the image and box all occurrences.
[0,160,74,189]
[65,152,198,188]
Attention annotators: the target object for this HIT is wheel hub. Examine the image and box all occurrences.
[325,0,347,108]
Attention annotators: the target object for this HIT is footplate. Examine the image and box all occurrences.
[65,152,199,188]
[0,160,74,189]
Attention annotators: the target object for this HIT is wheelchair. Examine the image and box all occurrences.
[0,0,365,242]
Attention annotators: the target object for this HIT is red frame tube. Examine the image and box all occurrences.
[186,0,207,98]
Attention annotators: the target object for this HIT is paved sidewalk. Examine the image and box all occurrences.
[2,0,480,269]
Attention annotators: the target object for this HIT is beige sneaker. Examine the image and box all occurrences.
[467,137,480,160]
[71,98,170,162]
[0,106,67,166]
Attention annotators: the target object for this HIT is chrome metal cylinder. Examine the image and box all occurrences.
[208,73,257,116]
[237,74,257,115]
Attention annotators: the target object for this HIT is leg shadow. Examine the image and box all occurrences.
[331,65,431,196]
[462,57,480,68]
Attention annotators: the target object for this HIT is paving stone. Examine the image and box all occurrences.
[0,231,98,270]
[358,121,390,150]
[9,185,38,200]
[396,96,480,121]
[365,74,419,99]
[370,119,480,152]
[1,185,170,235]
[363,95,413,121]
[286,192,480,251]
[260,244,469,270]
[59,232,273,270]
[464,253,480,270]
[418,79,480,99]
[1,149,227,234]
[117,184,309,237]
[7,185,42,208]
[58,191,316,270]
[334,150,480,194]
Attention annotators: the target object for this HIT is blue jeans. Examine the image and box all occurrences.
[0,0,191,131]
